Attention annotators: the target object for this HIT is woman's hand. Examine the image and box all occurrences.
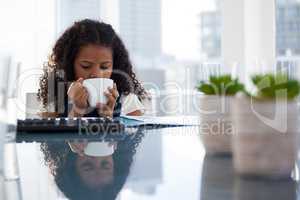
[67,78,89,116]
[96,83,119,118]
[68,140,88,156]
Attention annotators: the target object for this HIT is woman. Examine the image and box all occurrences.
[38,19,148,118]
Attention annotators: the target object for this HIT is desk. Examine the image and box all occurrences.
[2,123,299,200]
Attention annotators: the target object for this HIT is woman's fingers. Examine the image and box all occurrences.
[80,88,89,103]
[105,91,116,108]
[96,103,111,112]
[77,77,84,84]
[68,141,88,156]
[108,142,118,150]
[96,103,113,117]
[67,78,89,110]
[108,84,119,99]
[113,83,119,98]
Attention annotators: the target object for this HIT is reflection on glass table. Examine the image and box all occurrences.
[10,125,300,200]
[38,130,144,200]
[201,155,297,200]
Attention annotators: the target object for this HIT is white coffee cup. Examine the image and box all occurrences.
[83,78,113,107]
[84,142,115,157]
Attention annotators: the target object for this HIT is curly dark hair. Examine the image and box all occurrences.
[37,19,147,112]
[40,132,144,200]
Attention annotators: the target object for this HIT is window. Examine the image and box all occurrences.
[276,0,300,57]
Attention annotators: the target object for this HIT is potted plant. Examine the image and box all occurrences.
[232,73,300,179]
[196,74,244,155]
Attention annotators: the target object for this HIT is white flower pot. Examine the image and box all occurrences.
[232,96,299,179]
[198,95,234,155]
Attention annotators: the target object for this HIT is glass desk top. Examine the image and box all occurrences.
[2,125,300,200]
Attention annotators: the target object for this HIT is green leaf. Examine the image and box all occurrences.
[251,73,300,100]
[197,83,216,95]
[196,74,244,95]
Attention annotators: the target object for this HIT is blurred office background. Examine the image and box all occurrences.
[2,0,300,118]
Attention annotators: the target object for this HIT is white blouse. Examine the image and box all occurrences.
[120,93,145,115]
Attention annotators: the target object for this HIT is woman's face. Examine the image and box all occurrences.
[74,44,113,80]
[76,155,114,189]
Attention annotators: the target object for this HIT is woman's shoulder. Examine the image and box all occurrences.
[120,93,139,100]
[120,93,145,115]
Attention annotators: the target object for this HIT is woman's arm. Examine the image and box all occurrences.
[68,107,85,118]
[38,112,59,118]
[126,110,143,116]
[121,93,145,116]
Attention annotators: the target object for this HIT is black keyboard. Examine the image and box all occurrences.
[16,117,125,134]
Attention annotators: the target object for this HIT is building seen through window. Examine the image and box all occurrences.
[199,0,300,59]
